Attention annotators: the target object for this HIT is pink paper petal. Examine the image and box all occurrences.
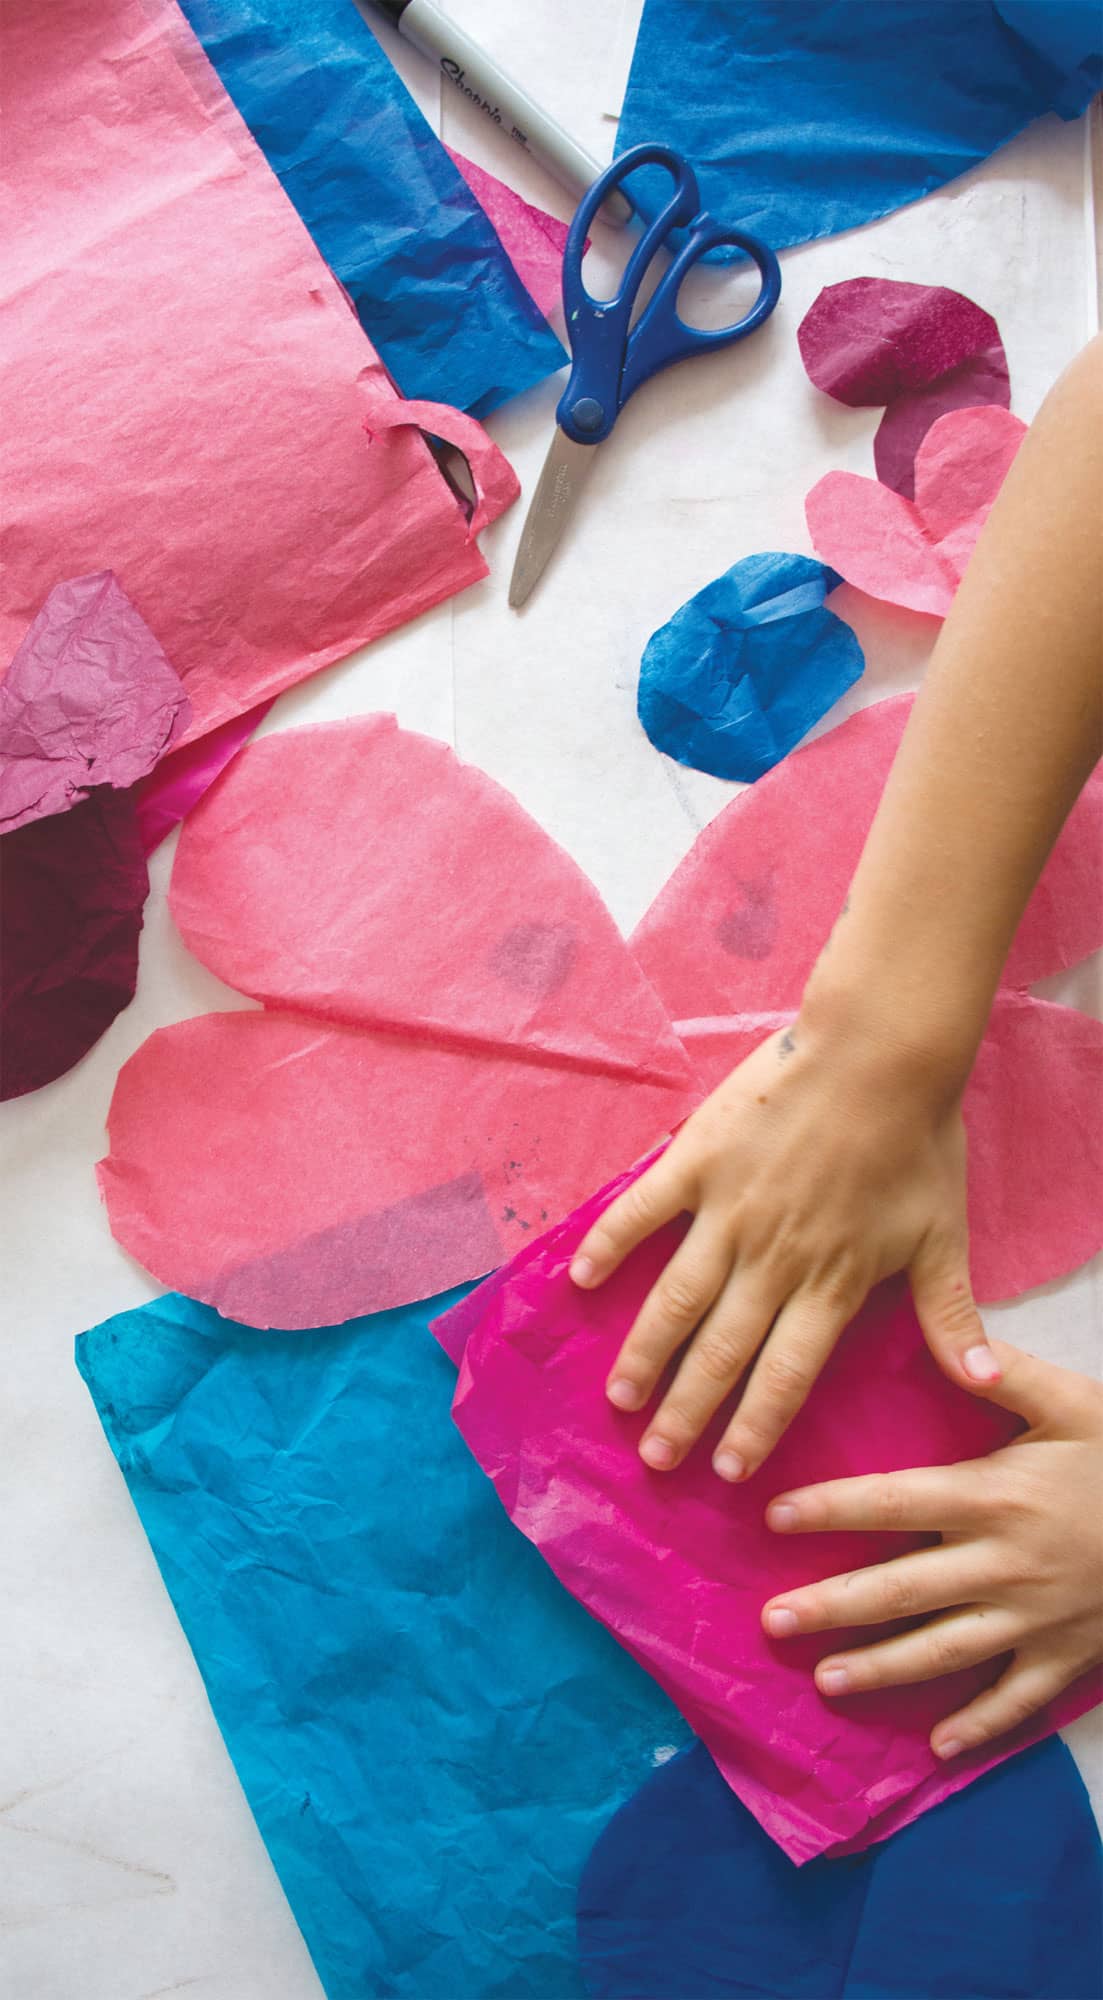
[97,1010,695,1328]
[806,407,1026,616]
[631,697,1103,1019]
[1,788,148,1098]
[0,572,190,832]
[444,147,570,323]
[874,349,1010,498]
[797,278,1012,498]
[363,391,520,540]
[798,278,1008,408]
[132,700,273,855]
[170,716,687,1084]
[2,0,515,753]
[436,1179,1101,1864]
[964,991,1103,1300]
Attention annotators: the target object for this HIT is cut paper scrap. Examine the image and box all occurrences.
[577,1737,1103,1998]
[1,0,518,754]
[363,399,520,541]
[616,1,1102,253]
[806,405,1026,616]
[798,278,1011,498]
[445,148,571,324]
[76,1288,689,2000]
[436,1182,1103,1865]
[177,0,566,416]
[0,790,148,1100]
[132,701,272,856]
[637,553,864,782]
[630,696,1103,1302]
[99,717,697,1327]
[0,572,190,834]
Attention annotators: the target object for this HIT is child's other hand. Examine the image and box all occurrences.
[570,1014,998,1481]
[761,1343,1103,1756]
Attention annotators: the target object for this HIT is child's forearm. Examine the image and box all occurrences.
[803,334,1103,1095]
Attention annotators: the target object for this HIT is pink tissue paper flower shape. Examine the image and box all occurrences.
[433,1178,1103,1865]
[805,405,1026,616]
[630,695,1103,1302]
[98,716,698,1327]
[797,277,1011,499]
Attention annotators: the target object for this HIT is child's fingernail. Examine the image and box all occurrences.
[640,1434,676,1470]
[934,1737,964,1761]
[712,1449,745,1482]
[607,1377,643,1411]
[818,1666,849,1695]
[768,1502,799,1530]
[963,1344,1000,1383]
[765,1607,799,1637]
[570,1255,595,1286]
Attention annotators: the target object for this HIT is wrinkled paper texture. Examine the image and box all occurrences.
[76,1288,688,1999]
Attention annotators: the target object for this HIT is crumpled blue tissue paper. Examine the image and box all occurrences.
[77,1288,687,1999]
[637,552,864,782]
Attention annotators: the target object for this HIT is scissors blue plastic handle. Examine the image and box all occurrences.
[557,142,782,446]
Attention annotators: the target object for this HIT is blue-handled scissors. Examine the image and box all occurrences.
[508,143,781,609]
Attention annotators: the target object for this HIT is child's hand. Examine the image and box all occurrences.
[761,1342,1103,1756]
[570,1015,998,1480]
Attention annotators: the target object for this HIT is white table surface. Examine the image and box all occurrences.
[2,6,1100,1995]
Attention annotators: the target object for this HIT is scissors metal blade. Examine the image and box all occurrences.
[508,430,599,610]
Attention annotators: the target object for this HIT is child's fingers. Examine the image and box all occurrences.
[812,1608,1018,1698]
[910,1238,1000,1389]
[635,1269,784,1472]
[603,1215,734,1418]
[570,1154,690,1289]
[930,1654,1071,1760]
[765,1462,988,1536]
[966,1339,1098,1432]
[711,1287,861,1478]
[762,1545,984,1639]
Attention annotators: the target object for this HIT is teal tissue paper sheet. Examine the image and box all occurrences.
[617,1,1102,251]
[178,0,567,416]
[77,1289,688,1998]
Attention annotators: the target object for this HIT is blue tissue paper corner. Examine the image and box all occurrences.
[77,1289,687,1999]
[637,552,864,783]
[178,0,567,415]
[617,0,1102,251]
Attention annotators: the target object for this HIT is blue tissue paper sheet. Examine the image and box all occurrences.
[637,552,864,782]
[76,1290,688,2000]
[578,1735,1103,1999]
[178,0,566,415]
[617,1,1103,251]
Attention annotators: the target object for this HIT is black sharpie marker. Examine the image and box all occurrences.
[367,0,632,224]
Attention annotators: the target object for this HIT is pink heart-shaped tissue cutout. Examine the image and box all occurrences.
[98,1008,695,1328]
[631,697,1103,1017]
[806,407,1026,616]
[171,715,688,1086]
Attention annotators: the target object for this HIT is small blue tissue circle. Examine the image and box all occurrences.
[637,550,863,782]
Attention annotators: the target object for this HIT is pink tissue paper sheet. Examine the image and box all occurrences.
[798,278,1010,498]
[0,0,518,752]
[98,716,697,1326]
[444,148,571,323]
[806,405,1026,617]
[132,701,272,855]
[630,696,1103,1303]
[0,573,191,833]
[435,1173,1103,1865]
